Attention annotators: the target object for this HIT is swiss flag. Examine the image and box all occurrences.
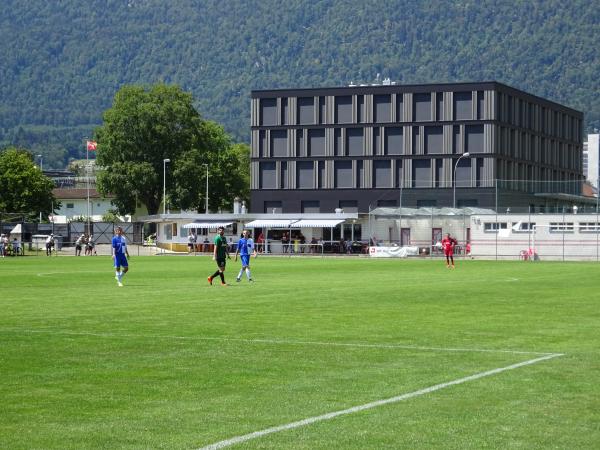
[86,140,97,151]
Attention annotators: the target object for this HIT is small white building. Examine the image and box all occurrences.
[52,188,116,222]
[470,212,600,261]
[140,212,359,253]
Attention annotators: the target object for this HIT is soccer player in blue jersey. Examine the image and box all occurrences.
[234,229,257,282]
[112,226,130,287]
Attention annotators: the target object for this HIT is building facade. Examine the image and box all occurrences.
[584,134,600,189]
[250,82,584,214]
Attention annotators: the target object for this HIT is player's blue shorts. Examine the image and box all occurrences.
[114,253,128,268]
[240,255,250,266]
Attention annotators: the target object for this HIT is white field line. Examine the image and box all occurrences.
[198,353,563,450]
[2,329,556,356]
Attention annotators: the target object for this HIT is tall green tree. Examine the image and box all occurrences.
[0,148,57,218]
[95,84,249,215]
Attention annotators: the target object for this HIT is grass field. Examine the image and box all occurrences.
[1,255,599,449]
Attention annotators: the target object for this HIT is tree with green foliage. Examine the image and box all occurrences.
[0,148,57,218]
[95,83,249,215]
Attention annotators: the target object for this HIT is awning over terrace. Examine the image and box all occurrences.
[182,222,233,229]
[289,219,344,228]
[244,220,296,228]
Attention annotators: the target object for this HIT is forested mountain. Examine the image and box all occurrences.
[0,0,598,169]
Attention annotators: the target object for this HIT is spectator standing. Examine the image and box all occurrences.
[188,230,197,253]
[45,234,55,256]
[86,234,97,256]
[75,234,85,256]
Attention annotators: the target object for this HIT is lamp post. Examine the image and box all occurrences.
[453,152,470,208]
[163,159,170,215]
[38,155,43,222]
[203,163,209,214]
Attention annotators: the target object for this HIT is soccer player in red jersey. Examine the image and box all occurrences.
[441,233,458,268]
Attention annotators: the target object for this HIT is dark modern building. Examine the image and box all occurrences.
[250,82,585,214]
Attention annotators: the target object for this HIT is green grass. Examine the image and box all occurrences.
[1,256,599,449]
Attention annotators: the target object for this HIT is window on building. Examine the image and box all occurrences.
[172,223,178,237]
[377,199,397,207]
[374,94,391,122]
[453,92,472,120]
[264,201,283,214]
[477,91,484,120]
[259,162,277,189]
[297,97,314,125]
[346,128,363,156]
[413,93,431,121]
[259,130,267,157]
[453,125,461,154]
[465,124,484,153]
[334,160,353,188]
[296,129,305,157]
[425,126,443,154]
[476,158,485,187]
[356,160,364,188]
[412,159,431,188]
[412,126,420,154]
[513,222,536,232]
[339,200,358,213]
[417,199,437,207]
[396,159,403,188]
[335,96,353,123]
[271,130,287,157]
[385,127,403,155]
[550,222,574,232]
[319,96,326,124]
[357,95,365,123]
[318,161,325,188]
[484,222,507,232]
[66,203,74,209]
[579,223,600,233]
[334,128,343,156]
[280,161,288,188]
[373,127,381,155]
[374,160,391,188]
[260,98,277,126]
[164,223,172,239]
[457,199,478,207]
[435,159,444,187]
[308,129,325,156]
[396,94,404,122]
[301,200,320,213]
[455,158,471,187]
[281,97,288,125]
[296,161,313,189]
[436,92,443,121]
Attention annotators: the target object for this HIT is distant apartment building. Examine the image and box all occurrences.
[584,134,600,188]
[250,82,585,213]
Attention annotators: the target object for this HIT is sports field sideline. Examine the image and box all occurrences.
[1,256,599,449]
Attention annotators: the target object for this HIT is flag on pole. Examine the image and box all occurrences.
[86,140,97,151]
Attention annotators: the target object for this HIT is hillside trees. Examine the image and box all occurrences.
[95,84,249,216]
[0,148,57,217]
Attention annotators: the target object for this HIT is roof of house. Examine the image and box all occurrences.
[52,188,113,200]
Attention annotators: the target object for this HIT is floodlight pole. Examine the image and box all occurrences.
[163,159,171,215]
[37,154,43,222]
[453,152,470,208]
[203,163,209,214]
[83,139,91,234]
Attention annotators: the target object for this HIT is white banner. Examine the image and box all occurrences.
[369,246,419,258]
